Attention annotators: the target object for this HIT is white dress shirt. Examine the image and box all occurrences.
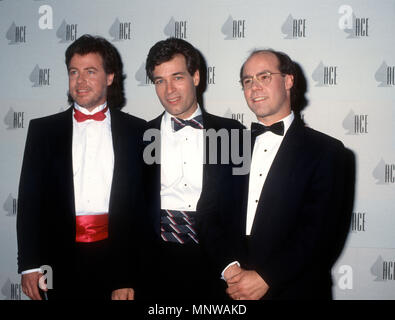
[72,102,114,216]
[245,112,294,235]
[160,106,204,211]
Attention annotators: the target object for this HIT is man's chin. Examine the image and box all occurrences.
[73,97,99,110]
[164,106,182,117]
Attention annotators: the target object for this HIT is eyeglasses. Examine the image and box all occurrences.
[240,71,285,89]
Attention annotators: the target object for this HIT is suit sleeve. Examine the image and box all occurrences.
[196,166,243,275]
[108,118,147,291]
[17,120,47,273]
[253,141,349,291]
[196,122,246,276]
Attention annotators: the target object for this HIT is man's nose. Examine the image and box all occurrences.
[166,81,176,94]
[76,73,86,84]
[251,76,263,90]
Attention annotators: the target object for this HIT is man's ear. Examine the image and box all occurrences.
[285,74,294,90]
[193,69,200,87]
[107,73,115,86]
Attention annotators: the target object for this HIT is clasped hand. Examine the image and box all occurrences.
[224,265,269,300]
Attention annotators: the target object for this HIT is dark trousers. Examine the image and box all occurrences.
[46,239,111,300]
[137,240,227,301]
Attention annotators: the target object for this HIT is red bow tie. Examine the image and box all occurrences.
[73,106,108,122]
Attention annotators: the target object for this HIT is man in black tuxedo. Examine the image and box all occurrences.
[138,38,244,300]
[224,49,353,299]
[17,34,145,300]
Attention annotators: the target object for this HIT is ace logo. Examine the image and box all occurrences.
[282,14,306,39]
[56,19,78,43]
[6,22,26,44]
[164,17,187,39]
[135,62,154,86]
[4,108,24,130]
[109,18,132,41]
[342,110,368,135]
[338,5,369,38]
[30,65,50,87]
[373,159,395,184]
[312,62,338,87]
[375,62,395,87]
[221,15,246,40]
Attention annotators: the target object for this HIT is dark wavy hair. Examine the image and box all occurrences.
[145,37,200,81]
[240,49,305,113]
[65,34,126,110]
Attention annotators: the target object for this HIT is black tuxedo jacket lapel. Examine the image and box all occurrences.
[249,117,304,236]
[54,107,76,220]
[145,113,162,236]
[108,109,125,216]
[197,111,215,209]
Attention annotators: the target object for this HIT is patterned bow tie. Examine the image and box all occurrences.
[171,115,204,132]
[251,121,284,136]
[73,106,108,122]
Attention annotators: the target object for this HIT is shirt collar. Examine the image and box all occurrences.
[163,104,202,129]
[74,102,108,115]
[281,111,294,135]
[255,111,294,136]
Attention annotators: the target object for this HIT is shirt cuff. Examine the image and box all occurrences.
[21,268,42,275]
[221,261,240,281]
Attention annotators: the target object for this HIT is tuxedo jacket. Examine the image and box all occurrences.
[237,116,353,299]
[142,111,245,275]
[17,106,146,290]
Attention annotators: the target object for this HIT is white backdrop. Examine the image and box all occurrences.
[1,0,394,300]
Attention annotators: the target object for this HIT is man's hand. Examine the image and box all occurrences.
[226,270,269,300]
[111,288,135,300]
[21,272,46,300]
[223,263,242,282]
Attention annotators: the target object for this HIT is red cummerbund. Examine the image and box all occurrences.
[75,214,109,243]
